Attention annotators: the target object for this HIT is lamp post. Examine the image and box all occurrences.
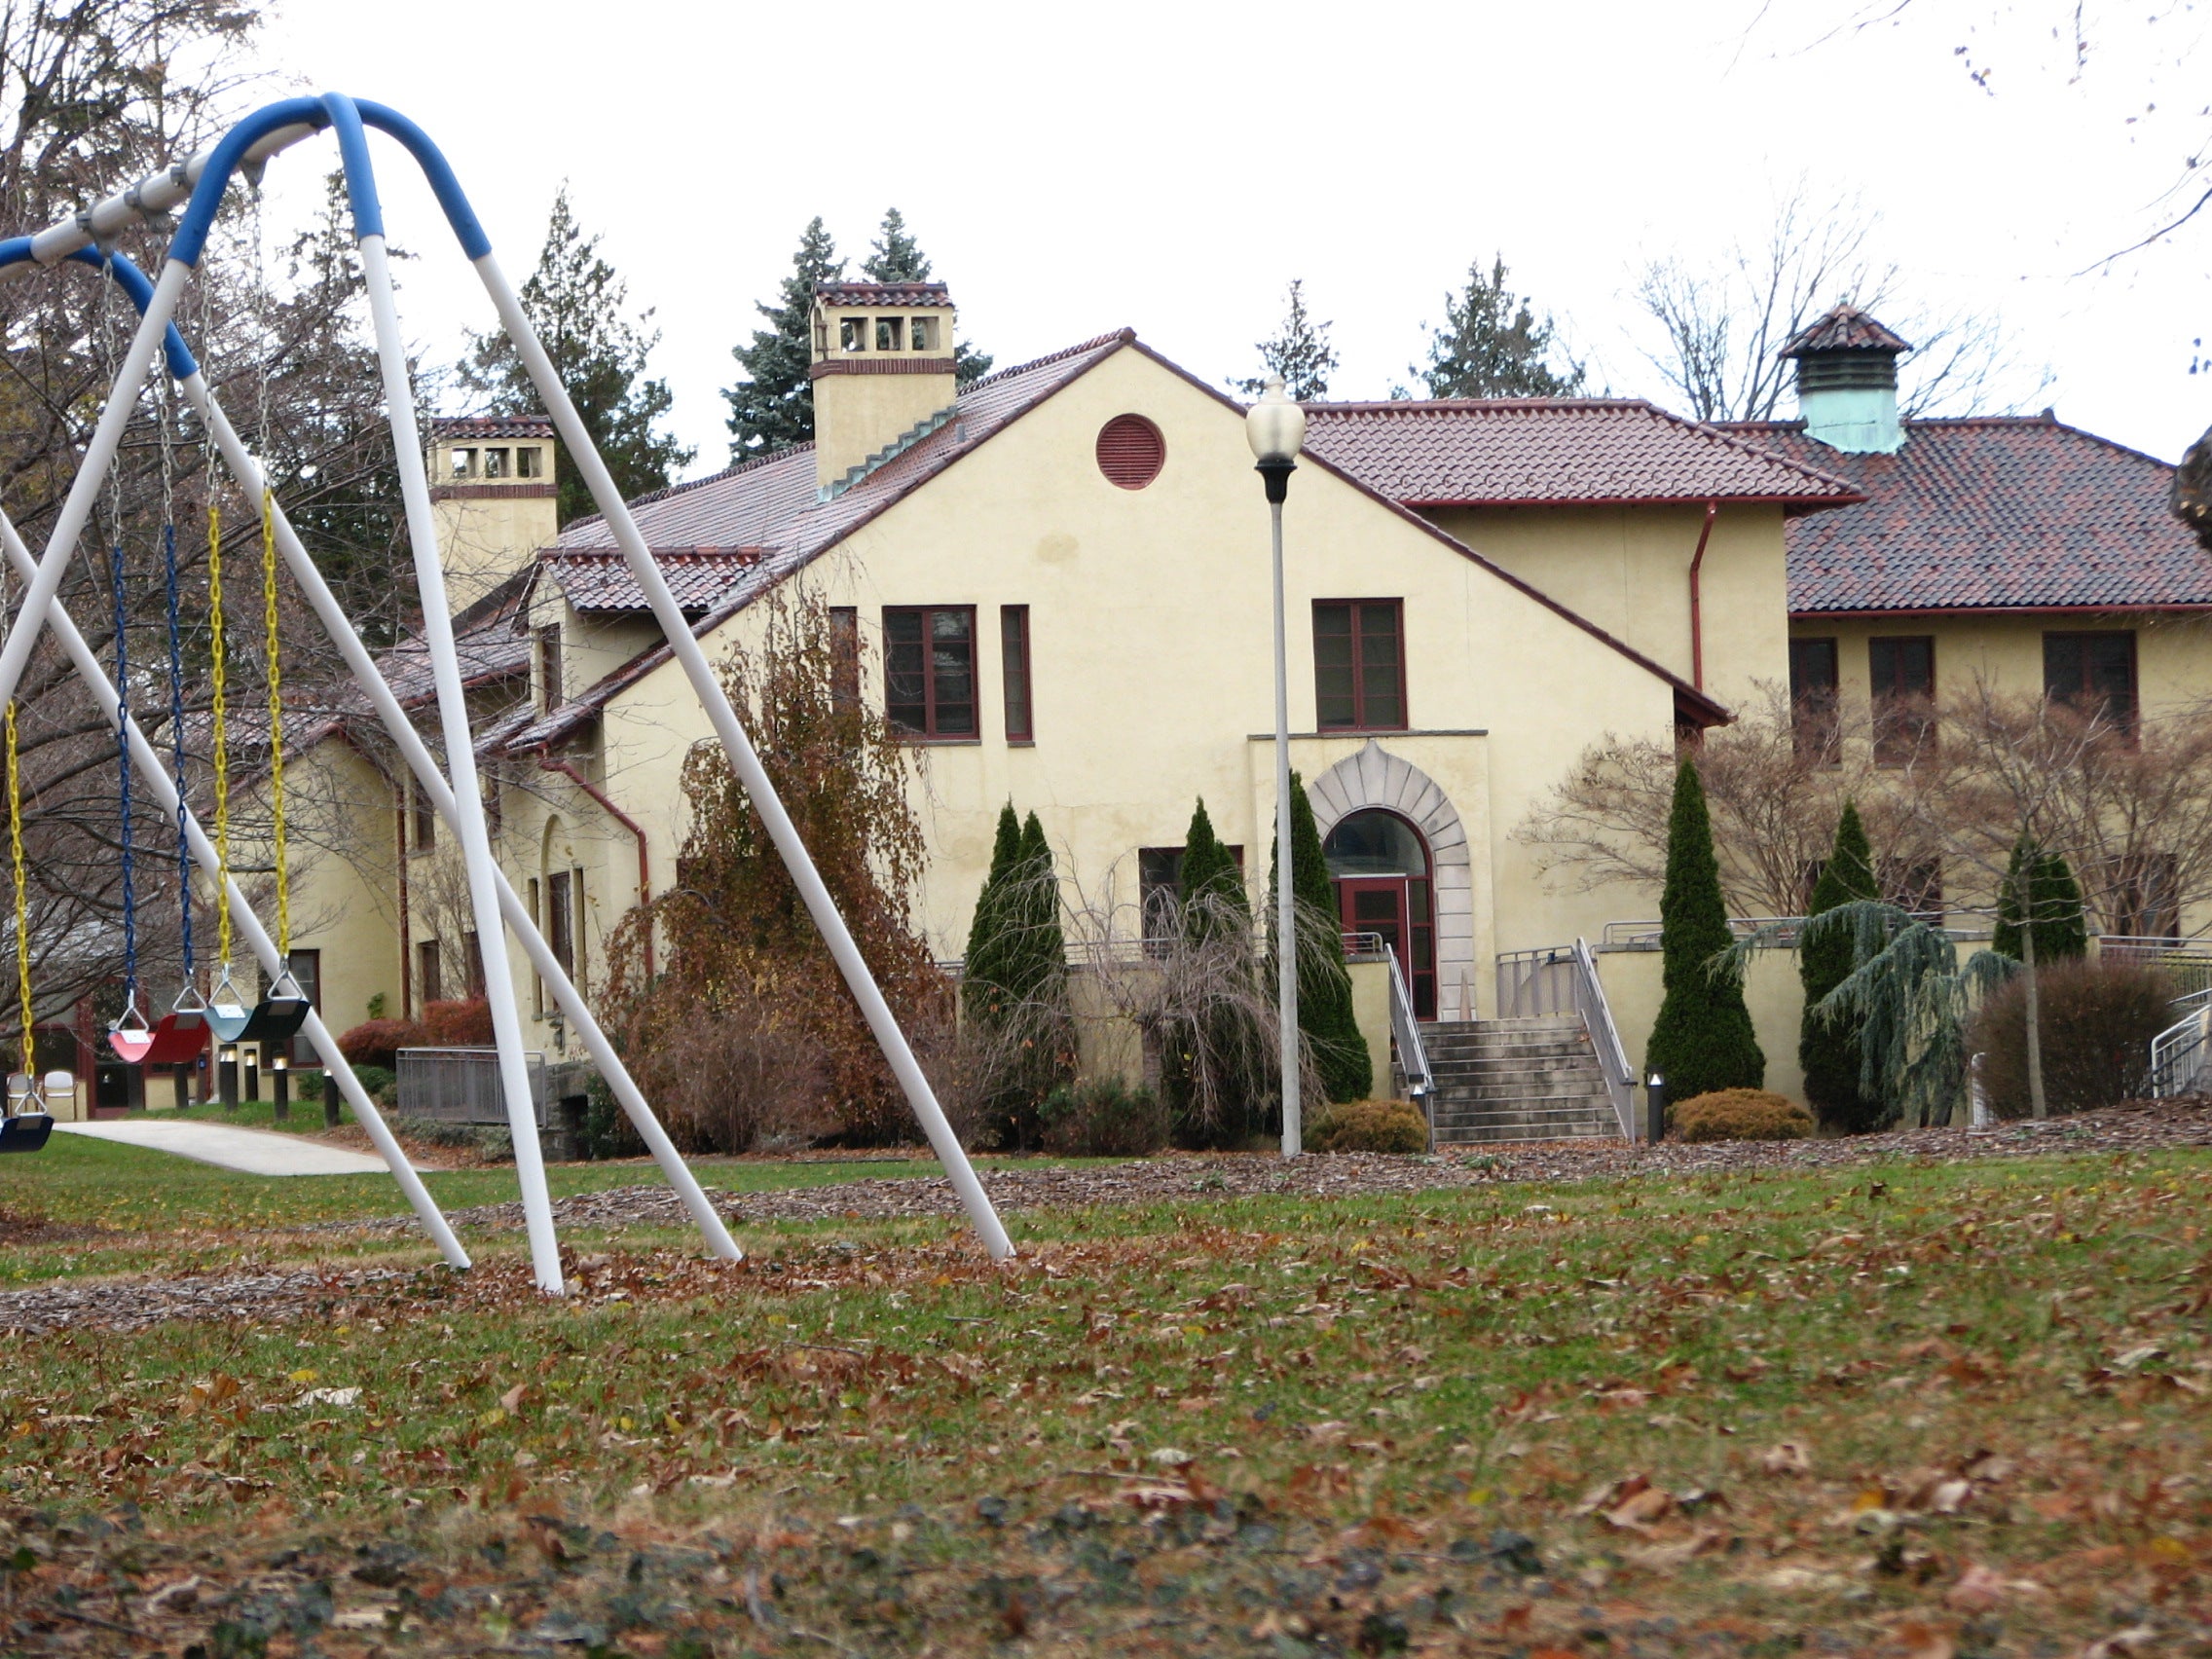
[1247,376,1307,1157]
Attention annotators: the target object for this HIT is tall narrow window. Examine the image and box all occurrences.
[411,783,436,853]
[1001,605,1033,742]
[285,948,321,1068]
[883,606,977,738]
[2046,631,2137,734]
[1312,600,1406,731]
[1869,635,1936,764]
[829,607,860,715]
[417,940,442,1010]
[1788,637,1840,761]
[547,869,574,977]
[462,930,485,997]
[528,878,543,1016]
[535,625,564,712]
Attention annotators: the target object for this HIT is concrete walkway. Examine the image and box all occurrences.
[53,1119,413,1177]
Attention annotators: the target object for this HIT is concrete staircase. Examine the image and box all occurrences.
[1423,1015,1621,1144]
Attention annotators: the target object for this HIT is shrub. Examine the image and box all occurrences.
[1969,957,2173,1118]
[337,1019,426,1071]
[1672,1088,1813,1142]
[1645,758,1765,1101]
[579,1073,644,1161]
[295,1072,323,1103]
[347,1064,395,1100]
[421,998,494,1047]
[1036,1077,1171,1157]
[1309,1099,1429,1154]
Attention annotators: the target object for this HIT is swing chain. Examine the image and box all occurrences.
[6,703,28,1084]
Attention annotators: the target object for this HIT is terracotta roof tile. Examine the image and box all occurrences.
[1779,305,1913,358]
[815,280,950,308]
[1302,398,1860,507]
[428,415,554,439]
[539,548,764,613]
[1722,417,2212,613]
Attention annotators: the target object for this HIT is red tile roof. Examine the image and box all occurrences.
[539,548,764,613]
[1723,417,2212,614]
[1303,399,1861,508]
[816,281,950,308]
[1780,306,1912,357]
[428,415,554,439]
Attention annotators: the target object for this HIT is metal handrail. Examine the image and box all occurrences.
[2150,1004,2212,1098]
[1569,938,1638,1139]
[1599,913,1973,951]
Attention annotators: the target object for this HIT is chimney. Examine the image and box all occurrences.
[1780,305,1912,455]
[426,416,560,609]
[810,281,958,496]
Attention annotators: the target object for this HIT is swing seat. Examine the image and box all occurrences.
[139,1010,209,1065]
[236,996,311,1045]
[205,1000,252,1043]
[0,1113,51,1154]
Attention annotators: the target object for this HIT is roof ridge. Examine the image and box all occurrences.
[1308,397,1654,414]
[956,329,1132,394]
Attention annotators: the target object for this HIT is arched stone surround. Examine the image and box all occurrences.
[1306,741,1477,1022]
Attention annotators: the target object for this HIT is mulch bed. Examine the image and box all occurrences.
[1,1097,2203,1339]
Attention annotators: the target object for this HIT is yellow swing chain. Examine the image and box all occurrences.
[6,702,29,1079]
[260,486,287,957]
[207,501,231,968]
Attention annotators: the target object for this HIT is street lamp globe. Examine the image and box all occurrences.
[1245,374,1307,474]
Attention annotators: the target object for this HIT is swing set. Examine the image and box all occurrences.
[0,94,1014,1289]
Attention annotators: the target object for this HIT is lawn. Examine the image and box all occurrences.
[0,1145,2208,1654]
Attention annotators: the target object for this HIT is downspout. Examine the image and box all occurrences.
[537,751,653,979]
[395,793,412,1018]
[1687,498,1719,692]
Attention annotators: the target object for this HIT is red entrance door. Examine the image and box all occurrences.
[1337,876,1438,1019]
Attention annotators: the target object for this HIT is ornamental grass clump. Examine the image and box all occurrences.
[1671,1088,1813,1143]
[1309,1099,1429,1154]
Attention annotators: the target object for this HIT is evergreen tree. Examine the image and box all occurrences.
[1416,254,1587,398]
[861,206,993,385]
[1164,799,1266,1146]
[1994,838,2088,964]
[723,217,845,461]
[1179,799,1249,940]
[1235,279,1339,402]
[1269,771,1372,1102]
[1800,801,1886,1132]
[961,802,1024,1024]
[1014,809,1074,1053]
[464,186,694,525]
[959,805,1073,1145]
[1646,757,1765,1105]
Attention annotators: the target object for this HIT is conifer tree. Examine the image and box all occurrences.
[464,185,694,525]
[1014,809,1075,1062]
[1269,773,1371,1101]
[1800,801,1886,1132]
[961,803,1023,1025]
[1235,279,1339,401]
[723,217,845,461]
[861,207,994,385]
[1164,799,1266,1145]
[1416,254,1586,398]
[959,805,1072,1144]
[1646,757,1764,1104]
[1994,839,2088,964]
[1179,799,1249,941]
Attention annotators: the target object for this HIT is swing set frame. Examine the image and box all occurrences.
[0,93,1014,1292]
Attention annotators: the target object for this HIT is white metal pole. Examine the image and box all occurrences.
[0,510,469,1268]
[183,376,740,1261]
[355,235,563,1294]
[1272,497,1301,1158]
[0,260,187,712]
[470,250,1014,1262]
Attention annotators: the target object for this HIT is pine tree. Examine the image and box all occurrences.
[723,217,845,461]
[464,185,694,525]
[1416,254,1587,398]
[1235,279,1339,401]
[1179,799,1249,941]
[961,802,1024,1024]
[1800,801,1886,1132]
[1014,809,1075,1078]
[1994,839,2088,964]
[1646,757,1765,1105]
[862,207,993,386]
[1269,771,1372,1102]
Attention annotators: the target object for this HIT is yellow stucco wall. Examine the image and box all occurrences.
[431,487,558,611]
[1594,946,1808,1108]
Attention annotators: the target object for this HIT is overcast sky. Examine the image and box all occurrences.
[244,0,2211,471]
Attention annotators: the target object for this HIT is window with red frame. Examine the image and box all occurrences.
[884,606,977,738]
[1869,635,1935,765]
[1000,605,1032,742]
[1312,600,1406,731]
[2045,631,2137,734]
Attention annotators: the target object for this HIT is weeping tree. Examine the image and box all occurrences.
[1801,801,1885,1132]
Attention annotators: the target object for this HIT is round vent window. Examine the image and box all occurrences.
[1095,414,1165,489]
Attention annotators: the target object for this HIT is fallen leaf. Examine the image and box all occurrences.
[1898,1619,1956,1659]
[1604,1485,1675,1533]
[1945,1563,2049,1611]
[1761,1442,1812,1476]
[2082,1629,2159,1659]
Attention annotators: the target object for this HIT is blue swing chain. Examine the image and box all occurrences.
[111,532,136,1004]
[163,523,190,978]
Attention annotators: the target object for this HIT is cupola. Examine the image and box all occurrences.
[809,281,958,495]
[1780,305,1912,456]
[426,415,559,607]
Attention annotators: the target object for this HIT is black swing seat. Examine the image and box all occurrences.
[0,1114,53,1154]
[235,997,312,1045]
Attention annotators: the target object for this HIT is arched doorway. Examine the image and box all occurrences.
[1323,809,1436,1019]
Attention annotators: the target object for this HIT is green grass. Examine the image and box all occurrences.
[1,1146,2208,1652]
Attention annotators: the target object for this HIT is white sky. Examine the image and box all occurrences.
[246,0,2212,470]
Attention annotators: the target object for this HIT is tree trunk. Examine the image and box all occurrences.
[2023,921,2047,1121]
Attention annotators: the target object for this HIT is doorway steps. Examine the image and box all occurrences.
[1422,1016,1619,1144]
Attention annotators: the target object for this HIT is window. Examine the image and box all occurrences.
[285,948,321,1067]
[547,869,574,977]
[1095,415,1165,489]
[874,315,904,351]
[909,315,939,350]
[417,940,442,1009]
[1788,637,1839,760]
[883,606,977,738]
[830,607,860,715]
[1001,605,1032,742]
[411,783,435,854]
[1312,600,1406,731]
[451,446,475,478]
[2046,631,2137,733]
[483,446,509,479]
[1880,858,1944,919]
[528,877,542,1016]
[839,316,867,351]
[1869,635,1936,764]
[462,929,485,997]
[515,446,542,479]
[2102,852,2179,940]
[535,624,563,712]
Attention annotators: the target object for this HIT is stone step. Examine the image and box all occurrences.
[1432,1097,1614,1123]
[1434,1116,1616,1143]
